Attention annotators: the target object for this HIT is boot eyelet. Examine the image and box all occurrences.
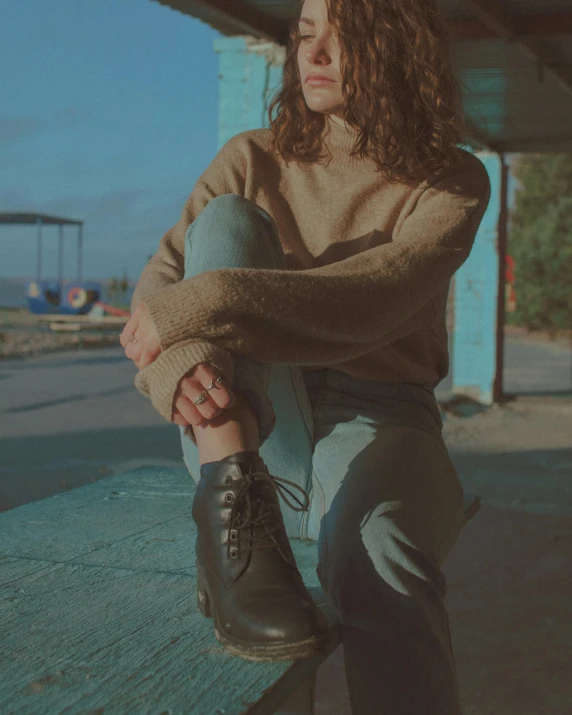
[225,493,234,503]
[224,476,232,486]
[230,549,239,559]
[230,530,238,540]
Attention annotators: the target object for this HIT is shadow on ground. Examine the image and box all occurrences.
[0,424,185,512]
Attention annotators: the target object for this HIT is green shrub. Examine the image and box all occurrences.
[509,154,572,336]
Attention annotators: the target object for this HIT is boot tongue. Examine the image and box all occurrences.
[221,453,296,568]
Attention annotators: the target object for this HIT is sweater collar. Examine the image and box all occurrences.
[321,114,379,172]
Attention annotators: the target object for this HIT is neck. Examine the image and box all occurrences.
[328,114,351,129]
[321,114,378,172]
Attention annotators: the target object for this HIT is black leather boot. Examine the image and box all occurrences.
[193,450,329,662]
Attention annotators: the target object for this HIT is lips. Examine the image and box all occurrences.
[306,74,334,82]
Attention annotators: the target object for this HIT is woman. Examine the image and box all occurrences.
[120,0,490,711]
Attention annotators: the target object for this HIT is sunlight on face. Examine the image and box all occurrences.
[297,0,348,123]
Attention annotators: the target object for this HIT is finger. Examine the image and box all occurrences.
[182,367,235,410]
[180,388,223,422]
[171,407,189,426]
[207,378,236,410]
[187,389,224,421]
[179,377,227,417]
[174,394,210,427]
[119,320,131,347]
[124,339,142,365]
[119,310,139,347]
[138,345,161,369]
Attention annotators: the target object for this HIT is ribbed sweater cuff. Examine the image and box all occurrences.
[134,340,235,425]
[144,279,213,350]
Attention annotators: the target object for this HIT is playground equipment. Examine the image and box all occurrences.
[0,212,102,315]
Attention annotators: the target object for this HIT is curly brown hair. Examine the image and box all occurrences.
[267,0,469,185]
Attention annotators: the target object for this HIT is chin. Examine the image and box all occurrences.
[304,100,338,117]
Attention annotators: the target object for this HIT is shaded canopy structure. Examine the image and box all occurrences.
[0,212,84,284]
[150,0,572,154]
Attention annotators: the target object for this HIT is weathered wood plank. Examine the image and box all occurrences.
[0,467,341,715]
[0,467,195,564]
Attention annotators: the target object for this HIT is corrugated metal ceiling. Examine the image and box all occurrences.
[149,0,572,153]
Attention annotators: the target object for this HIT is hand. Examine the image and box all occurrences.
[120,302,162,369]
[172,362,236,427]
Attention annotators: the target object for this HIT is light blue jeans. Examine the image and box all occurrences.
[180,194,466,714]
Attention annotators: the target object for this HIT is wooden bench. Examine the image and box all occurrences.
[0,466,480,714]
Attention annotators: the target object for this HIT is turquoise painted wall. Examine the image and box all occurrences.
[452,153,501,403]
[214,36,285,148]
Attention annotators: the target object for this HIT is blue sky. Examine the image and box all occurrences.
[1,0,519,285]
[1,0,222,281]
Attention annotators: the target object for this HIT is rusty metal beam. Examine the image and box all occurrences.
[149,0,570,154]
[155,2,572,45]
[151,0,286,43]
[491,132,572,152]
[463,0,572,99]
[449,12,572,39]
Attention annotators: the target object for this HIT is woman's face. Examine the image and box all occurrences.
[296,0,354,122]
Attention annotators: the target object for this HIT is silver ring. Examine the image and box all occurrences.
[129,333,137,343]
[193,391,208,406]
[192,376,223,406]
[206,376,224,391]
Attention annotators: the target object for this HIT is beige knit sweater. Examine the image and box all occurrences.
[131,115,491,444]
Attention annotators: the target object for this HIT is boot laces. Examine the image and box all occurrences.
[226,462,309,564]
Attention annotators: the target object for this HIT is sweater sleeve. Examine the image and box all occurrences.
[141,155,491,371]
[130,134,248,310]
[130,135,249,422]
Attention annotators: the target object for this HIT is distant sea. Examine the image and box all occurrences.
[0,277,135,308]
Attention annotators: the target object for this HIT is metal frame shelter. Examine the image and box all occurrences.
[146,0,572,403]
[0,213,84,285]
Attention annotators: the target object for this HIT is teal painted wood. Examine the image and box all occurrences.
[0,467,340,715]
[213,36,285,150]
[452,152,502,404]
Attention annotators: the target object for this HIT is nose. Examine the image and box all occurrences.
[305,39,332,65]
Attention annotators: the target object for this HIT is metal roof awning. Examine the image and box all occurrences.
[0,213,84,283]
[0,213,82,226]
[148,0,572,154]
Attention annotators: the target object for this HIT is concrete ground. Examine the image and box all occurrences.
[1,331,570,511]
[0,350,185,512]
[1,331,571,713]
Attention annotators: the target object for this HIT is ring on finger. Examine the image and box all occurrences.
[193,391,209,406]
[129,333,137,343]
[206,376,224,391]
[192,376,224,406]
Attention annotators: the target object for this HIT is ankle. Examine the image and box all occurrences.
[194,390,260,465]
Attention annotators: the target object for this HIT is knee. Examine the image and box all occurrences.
[189,194,276,238]
[204,193,256,214]
[184,194,284,269]
[317,509,446,617]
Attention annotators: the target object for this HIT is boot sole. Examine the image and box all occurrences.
[196,561,329,662]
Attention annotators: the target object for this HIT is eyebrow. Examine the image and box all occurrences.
[298,17,315,26]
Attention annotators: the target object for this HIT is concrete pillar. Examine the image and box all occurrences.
[452,152,503,404]
[213,35,285,148]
